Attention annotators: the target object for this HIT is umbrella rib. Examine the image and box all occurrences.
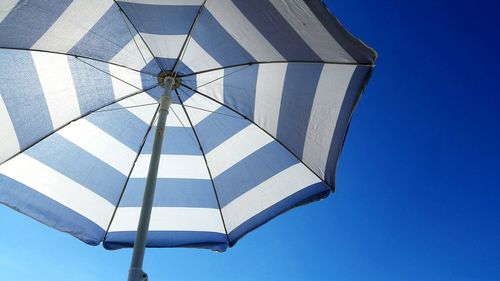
[113,0,167,74]
[179,60,374,78]
[94,102,158,113]
[182,105,245,120]
[103,102,161,241]
[116,5,149,67]
[173,88,231,244]
[179,83,335,191]
[0,46,158,76]
[0,84,161,167]
[75,56,143,92]
[168,105,200,145]
[192,64,253,91]
[171,0,207,74]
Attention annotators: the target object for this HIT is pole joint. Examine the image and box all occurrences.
[129,267,148,281]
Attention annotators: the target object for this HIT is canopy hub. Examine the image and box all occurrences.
[158,71,181,89]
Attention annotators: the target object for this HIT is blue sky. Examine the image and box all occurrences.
[1,0,500,280]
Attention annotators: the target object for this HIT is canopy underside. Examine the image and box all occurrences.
[0,0,376,251]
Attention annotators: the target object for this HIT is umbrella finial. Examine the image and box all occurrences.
[158,71,181,89]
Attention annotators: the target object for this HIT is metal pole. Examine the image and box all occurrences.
[128,77,174,281]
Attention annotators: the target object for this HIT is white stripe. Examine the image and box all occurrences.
[131,154,209,179]
[142,34,222,72]
[205,0,283,61]
[0,95,20,163]
[110,34,153,71]
[183,94,222,126]
[117,93,157,125]
[0,154,114,229]
[254,63,288,136]
[165,104,190,127]
[109,64,143,100]
[302,65,356,177]
[196,69,225,102]
[0,0,18,23]
[181,39,221,72]
[207,125,273,177]
[109,207,225,233]
[222,163,321,232]
[32,52,81,129]
[32,0,114,52]
[269,0,354,62]
[118,0,202,5]
[57,119,136,175]
[164,103,191,127]
[140,33,184,62]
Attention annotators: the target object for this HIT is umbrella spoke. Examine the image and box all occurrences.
[113,0,167,74]
[177,88,245,119]
[75,56,144,92]
[0,46,158,76]
[116,5,149,68]
[94,102,158,113]
[192,64,253,91]
[171,0,207,74]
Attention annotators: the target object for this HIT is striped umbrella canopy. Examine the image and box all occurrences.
[0,0,376,280]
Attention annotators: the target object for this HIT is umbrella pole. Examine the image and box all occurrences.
[128,77,174,281]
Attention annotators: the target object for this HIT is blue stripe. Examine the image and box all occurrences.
[214,142,299,207]
[147,81,194,102]
[176,85,195,101]
[232,0,321,61]
[0,174,105,246]
[120,179,218,208]
[179,75,198,91]
[117,2,199,35]
[193,108,250,153]
[277,63,324,157]
[138,73,158,90]
[141,127,201,155]
[228,182,330,245]
[68,58,116,114]
[141,60,163,77]
[25,134,126,204]
[0,0,71,48]
[223,65,259,120]
[171,94,182,105]
[85,104,150,151]
[155,57,193,75]
[69,4,133,62]
[104,230,228,251]
[144,85,164,101]
[324,66,371,186]
[0,50,53,149]
[174,61,195,78]
[192,10,254,66]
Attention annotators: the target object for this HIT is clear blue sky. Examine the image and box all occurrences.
[1,1,499,280]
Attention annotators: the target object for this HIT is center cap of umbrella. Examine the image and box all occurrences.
[158,71,181,89]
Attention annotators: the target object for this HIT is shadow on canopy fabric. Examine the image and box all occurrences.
[0,0,376,252]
